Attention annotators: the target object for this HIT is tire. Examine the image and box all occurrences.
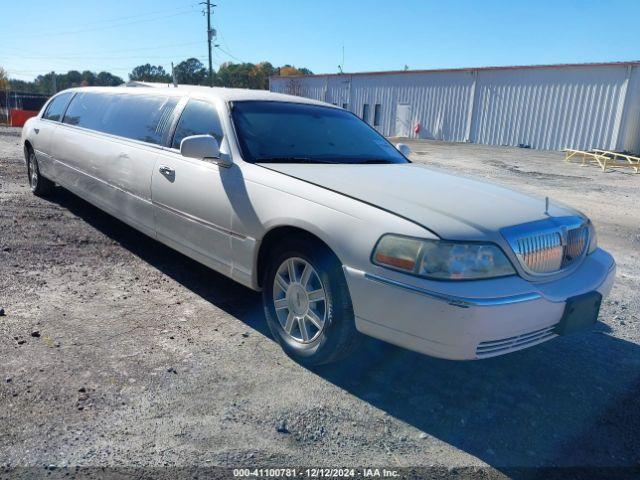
[262,237,361,366]
[26,148,55,197]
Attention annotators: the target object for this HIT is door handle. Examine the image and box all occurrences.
[159,165,175,176]
[34,128,39,134]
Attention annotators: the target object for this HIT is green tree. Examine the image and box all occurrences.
[174,58,207,85]
[9,79,39,93]
[214,62,312,89]
[216,62,253,88]
[248,62,276,89]
[129,64,171,83]
[64,70,83,88]
[81,70,96,86]
[33,72,56,94]
[96,71,124,86]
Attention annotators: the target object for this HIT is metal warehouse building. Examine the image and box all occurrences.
[269,61,640,152]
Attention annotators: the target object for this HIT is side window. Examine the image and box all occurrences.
[63,92,178,145]
[104,94,178,145]
[63,92,112,129]
[171,99,224,149]
[42,92,74,122]
[362,104,370,123]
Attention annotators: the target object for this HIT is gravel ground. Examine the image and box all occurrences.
[0,126,639,476]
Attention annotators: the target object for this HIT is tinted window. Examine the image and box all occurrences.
[362,104,370,123]
[231,101,408,165]
[63,92,178,145]
[63,92,113,130]
[171,99,224,149]
[104,94,178,144]
[42,92,74,122]
[374,104,381,126]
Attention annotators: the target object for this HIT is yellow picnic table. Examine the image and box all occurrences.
[564,148,640,173]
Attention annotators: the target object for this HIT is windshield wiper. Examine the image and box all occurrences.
[255,157,339,164]
[255,157,398,164]
[359,159,394,164]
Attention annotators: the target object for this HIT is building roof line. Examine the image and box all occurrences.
[269,60,640,80]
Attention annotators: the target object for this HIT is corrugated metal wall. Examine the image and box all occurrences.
[620,66,640,152]
[270,64,640,152]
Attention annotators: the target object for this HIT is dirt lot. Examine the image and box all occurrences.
[1,126,639,476]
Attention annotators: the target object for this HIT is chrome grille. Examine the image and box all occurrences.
[476,325,557,358]
[563,226,589,266]
[516,231,564,273]
[502,216,589,275]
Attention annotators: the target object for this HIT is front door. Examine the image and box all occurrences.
[395,103,411,138]
[151,98,235,276]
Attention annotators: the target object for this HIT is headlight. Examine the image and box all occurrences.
[587,221,598,254]
[372,234,516,280]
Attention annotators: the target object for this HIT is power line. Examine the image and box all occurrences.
[0,41,204,59]
[62,4,200,27]
[2,52,206,61]
[215,26,247,64]
[217,45,245,63]
[9,10,198,41]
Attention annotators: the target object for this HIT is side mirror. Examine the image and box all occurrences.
[396,143,411,157]
[180,135,220,160]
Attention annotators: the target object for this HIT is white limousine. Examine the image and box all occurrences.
[22,86,616,364]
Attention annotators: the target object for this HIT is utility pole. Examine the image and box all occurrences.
[201,1,216,87]
[171,62,178,87]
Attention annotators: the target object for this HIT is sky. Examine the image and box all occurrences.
[2,0,640,82]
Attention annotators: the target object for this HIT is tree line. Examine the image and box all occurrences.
[130,59,311,89]
[3,59,313,94]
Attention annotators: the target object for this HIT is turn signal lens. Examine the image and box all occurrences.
[373,235,423,272]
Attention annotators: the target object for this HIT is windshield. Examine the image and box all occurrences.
[231,101,409,164]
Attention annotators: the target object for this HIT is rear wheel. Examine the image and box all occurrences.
[27,149,54,197]
[262,238,361,366]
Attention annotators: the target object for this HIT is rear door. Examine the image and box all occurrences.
[151,98,236,276]
[53,91,178,236]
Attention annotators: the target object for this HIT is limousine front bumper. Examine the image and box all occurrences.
[343,248,615,360]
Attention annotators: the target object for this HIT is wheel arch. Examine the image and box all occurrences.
[255,225,338,289]
[23,140,34,160]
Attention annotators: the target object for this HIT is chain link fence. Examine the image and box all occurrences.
[0,90,50,125]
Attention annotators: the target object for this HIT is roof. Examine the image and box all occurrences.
[62,83,331,106]
[269,60,640,80]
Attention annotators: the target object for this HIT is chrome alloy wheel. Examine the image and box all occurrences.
[28,152,38,190]
[272,257,327,344]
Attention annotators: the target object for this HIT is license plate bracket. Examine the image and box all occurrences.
[555,291,602,336]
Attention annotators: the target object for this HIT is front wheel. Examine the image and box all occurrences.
[262,238,361,366]
[27,149,54,197]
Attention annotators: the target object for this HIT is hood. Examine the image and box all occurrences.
[263,163,579,241]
